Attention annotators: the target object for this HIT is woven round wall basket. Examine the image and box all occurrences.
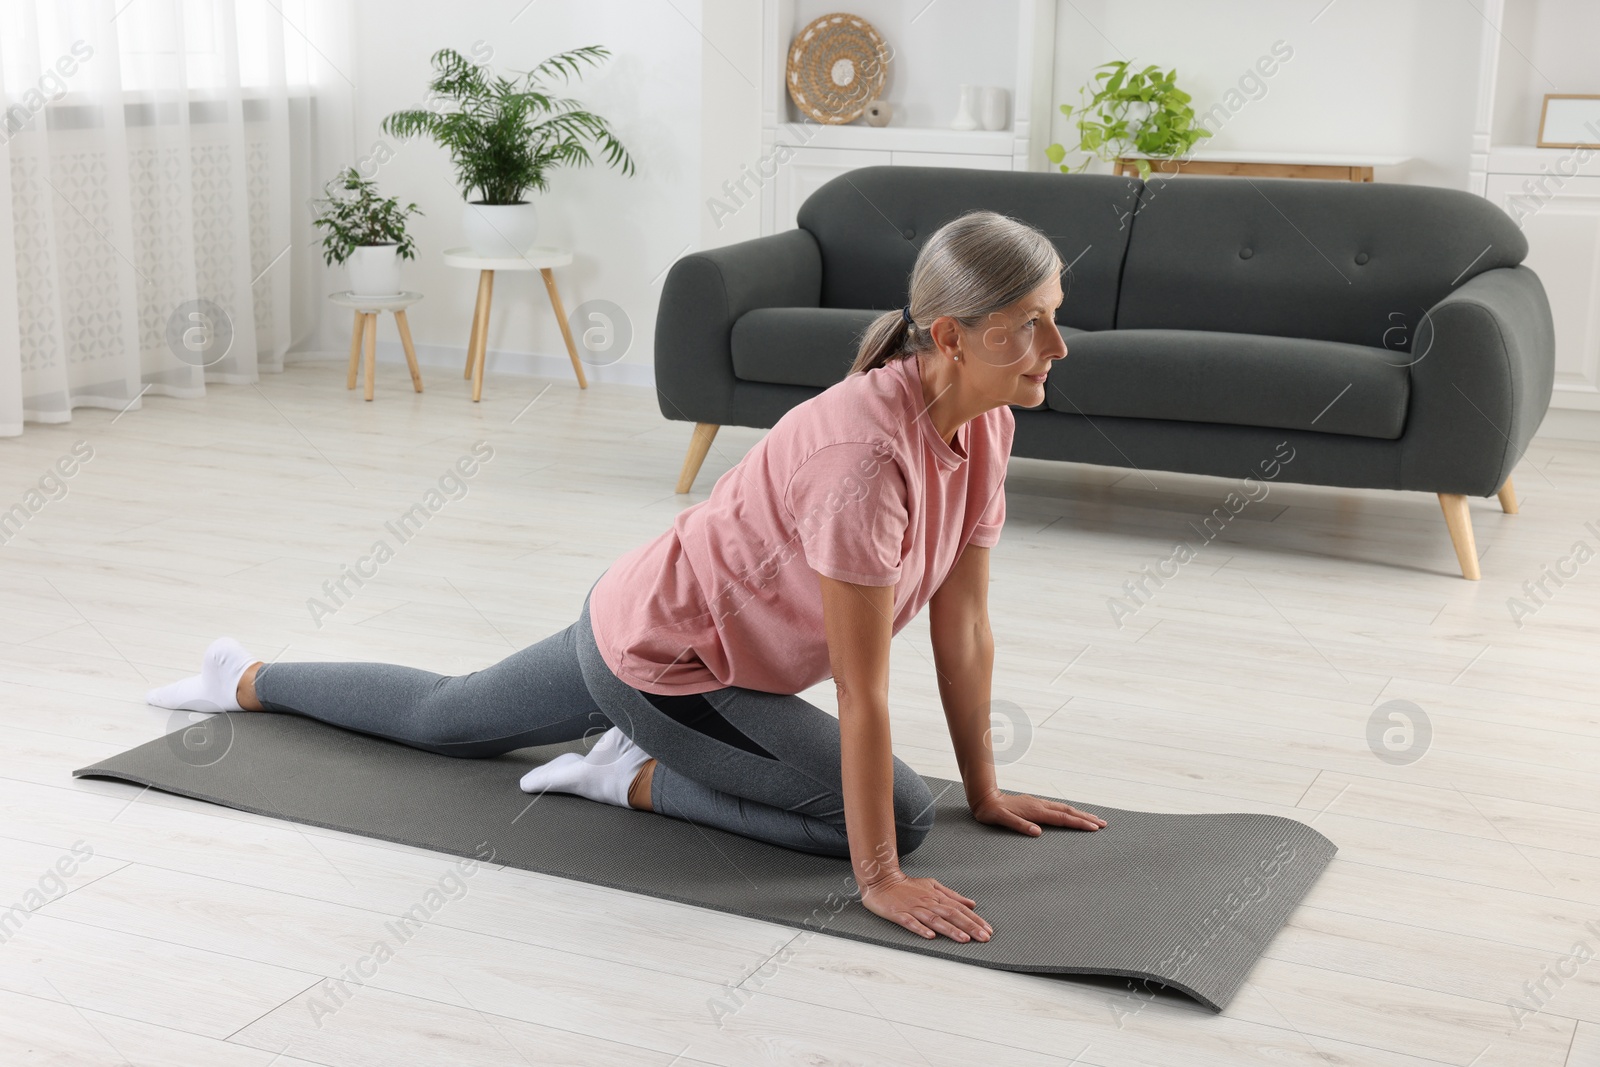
[786,13,890,125]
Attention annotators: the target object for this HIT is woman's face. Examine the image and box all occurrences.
[947,274,1068,410]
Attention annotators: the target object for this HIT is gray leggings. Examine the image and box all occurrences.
[253,580,937,858]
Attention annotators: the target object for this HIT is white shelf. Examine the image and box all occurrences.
[776,123,1014,156]
[1486,144,1600,175]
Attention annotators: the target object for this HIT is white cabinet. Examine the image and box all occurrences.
[1470,0,1600,421]
[1485,172,1600,409]
[770,148,886,235]
[889,151,1014,170]
[770,146,1015,234]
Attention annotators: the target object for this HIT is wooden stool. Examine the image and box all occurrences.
[442,246,586,403]
[329,291,424,402]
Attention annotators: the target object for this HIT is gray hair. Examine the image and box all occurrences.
[850,210,1063,375]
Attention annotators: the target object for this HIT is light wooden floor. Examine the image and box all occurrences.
[2,359,1598,1066]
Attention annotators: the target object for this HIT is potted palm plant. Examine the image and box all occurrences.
[381,46,636,258]
[310,167,421,296]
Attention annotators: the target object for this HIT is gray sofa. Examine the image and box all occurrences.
[654,166,1555,579]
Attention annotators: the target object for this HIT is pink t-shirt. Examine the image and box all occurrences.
[588,353,1013,695]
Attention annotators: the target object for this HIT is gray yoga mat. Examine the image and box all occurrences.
[74,713,1336,1013]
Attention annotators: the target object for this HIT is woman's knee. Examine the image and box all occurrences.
[893,762,938,855]
[891,823,925,855]
[799,808,928,861]
[809,819,928,860]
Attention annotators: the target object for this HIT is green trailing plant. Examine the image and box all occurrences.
[1046,61,1211,179]
[310,167,421,266]
[381,46,636,205]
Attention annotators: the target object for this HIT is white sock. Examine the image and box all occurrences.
[519,726,653,808]
[145,637,256,713]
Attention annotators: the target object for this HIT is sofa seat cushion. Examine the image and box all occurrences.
[1046,329,1410,440]
[731,307,884,389]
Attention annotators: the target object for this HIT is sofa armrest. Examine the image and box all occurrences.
[653,228,823,425]
[1400,265,1555,496]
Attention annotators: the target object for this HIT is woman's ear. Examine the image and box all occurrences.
[928,315,964,359]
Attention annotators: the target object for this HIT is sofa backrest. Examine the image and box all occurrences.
[796,166,1137,332]
[1116,175,1528,348]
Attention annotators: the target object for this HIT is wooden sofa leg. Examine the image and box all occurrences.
[1437,493,1481,580]
[1497,476,1519,514]
[675,423,720,494]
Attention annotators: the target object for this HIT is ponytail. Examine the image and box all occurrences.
[852,310,914,375]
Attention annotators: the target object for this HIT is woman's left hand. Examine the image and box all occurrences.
[971,790,1107,835]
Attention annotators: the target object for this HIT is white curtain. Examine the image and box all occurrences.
[0,0,338,437]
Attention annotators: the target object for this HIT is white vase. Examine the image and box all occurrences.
[346,244,402,297]
[950,84,980,131]
[979,86,1009,131]
[463,201,539,258]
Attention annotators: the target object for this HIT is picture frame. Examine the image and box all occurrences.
[1537,93,1600,149]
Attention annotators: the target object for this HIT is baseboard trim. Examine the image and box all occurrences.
[1535,407,1600,443]
[286,340,657,389]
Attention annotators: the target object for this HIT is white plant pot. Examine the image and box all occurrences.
[463,201,539,258]
[346,244,402,297]
[979,86,1009,131]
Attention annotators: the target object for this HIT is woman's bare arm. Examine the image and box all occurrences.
[928,543,1105,835]
[927,543,1001,809]
[818,573,901,889]
[818,572,991,942]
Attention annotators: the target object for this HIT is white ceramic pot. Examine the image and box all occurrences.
[950,84,980,131]
[346,244,402,297]
[979,86,1009,131]
[463,201,539,258]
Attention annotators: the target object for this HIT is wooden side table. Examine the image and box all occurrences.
[329,291,424,401]
[1114,151,1411,182]
[442,246,587,403]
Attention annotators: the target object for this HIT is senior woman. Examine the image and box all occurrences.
[147,209,1105,945]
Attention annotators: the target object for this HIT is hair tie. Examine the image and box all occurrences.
[901,304,914,327]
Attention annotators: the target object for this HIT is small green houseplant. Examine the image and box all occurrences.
[1046,61,1210,179]
[381,46,636,257]
[310,167,421,296]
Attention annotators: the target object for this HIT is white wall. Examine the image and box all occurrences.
[1048,0,1482,189]
[700,0,764,251]
[307,1,1492,384]
[304,0,709,383]
[1492,0,1600,146]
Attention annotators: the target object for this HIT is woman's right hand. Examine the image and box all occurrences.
[860,873,992,943]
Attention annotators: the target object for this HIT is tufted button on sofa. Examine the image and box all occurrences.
[653,166,1555,580]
